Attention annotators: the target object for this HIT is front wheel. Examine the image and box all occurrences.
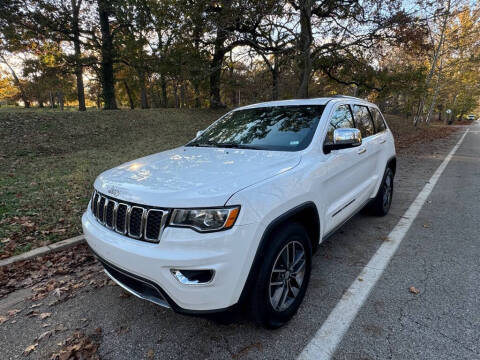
[367,167,394,216]
[248,222,312,329]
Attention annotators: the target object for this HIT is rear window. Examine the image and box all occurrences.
[370,107,386,133]
[352,105,374,138]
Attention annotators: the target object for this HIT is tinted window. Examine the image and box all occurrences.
[188,105,325,152]
[353,105,374,138]
[324,105,355,145]
[370,107,386,133]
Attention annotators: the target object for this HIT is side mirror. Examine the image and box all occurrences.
[324,128,362,153]
[196,130,204,138]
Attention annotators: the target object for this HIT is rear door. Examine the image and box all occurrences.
[351,104,381,200]
[369,107,389,175]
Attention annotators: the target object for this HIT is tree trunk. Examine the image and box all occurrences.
[173,82,179,108]
[139,72,149,109]
[57,91,64,110]
[296,0,313,99]
[72,0,86,111]
[50,91,55,108]
[1,55,30,108]
[272,66,279,101]
[160,75,167,107]
[98,0,118,110]
[413,0,451,126]
[193,81,201,108]
[180,81,186,108]
[209,50,224,108]
[123,80,135,109]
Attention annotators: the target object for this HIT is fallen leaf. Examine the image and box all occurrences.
[37,330,52,342]
[232,343,263,359]
[39,312,51,319]
[7,309,20,317]
[423,224,430,228]
[23,343,38,355]
[146,349,154,359]
[0,316,7,324]
[409,286,420,294]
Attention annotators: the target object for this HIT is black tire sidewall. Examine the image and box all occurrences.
[249,222,312,329]
[368,166,394,216]
[382,168,394,213]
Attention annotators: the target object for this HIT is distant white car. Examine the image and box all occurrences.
[82,96,396,328]
[467,114,476,120]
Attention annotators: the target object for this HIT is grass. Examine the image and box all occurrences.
[0,108,456,258]
[0,108,226,259]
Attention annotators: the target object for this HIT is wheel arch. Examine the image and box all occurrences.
[238,202,320,306]
[387,156,396,175]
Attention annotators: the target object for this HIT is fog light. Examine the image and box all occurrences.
[171,269,214,285]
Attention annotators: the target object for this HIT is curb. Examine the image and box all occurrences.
[0,235,85,267]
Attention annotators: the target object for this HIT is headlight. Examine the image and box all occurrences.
[169,206,240,232]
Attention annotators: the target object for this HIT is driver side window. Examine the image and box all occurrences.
[324,104,355,145]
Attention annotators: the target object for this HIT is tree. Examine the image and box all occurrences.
[97,0,118,109]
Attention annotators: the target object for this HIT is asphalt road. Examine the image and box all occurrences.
[1,122,479,360]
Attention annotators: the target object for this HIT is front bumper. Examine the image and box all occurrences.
[82,210,262,312]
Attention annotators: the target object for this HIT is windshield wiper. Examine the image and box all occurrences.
[187,142,216,147]
[216,143,263,150]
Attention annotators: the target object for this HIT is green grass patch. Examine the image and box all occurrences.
[0,108,226,258]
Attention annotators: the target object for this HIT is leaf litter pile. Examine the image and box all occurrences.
[0,243,112,358]
[0,243,108,301]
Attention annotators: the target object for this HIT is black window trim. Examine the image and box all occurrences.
[368,106,387,134]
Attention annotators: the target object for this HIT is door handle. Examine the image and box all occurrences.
[357,147,367,154]
[379,139,386,144]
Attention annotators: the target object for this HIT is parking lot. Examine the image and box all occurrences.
[1,123,479,359]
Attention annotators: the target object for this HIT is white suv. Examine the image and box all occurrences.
[82,96,396,328]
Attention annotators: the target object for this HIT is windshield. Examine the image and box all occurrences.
[187,105,325,151]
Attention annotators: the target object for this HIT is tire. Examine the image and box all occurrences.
[367,166,394,216]
[248,222,312,329]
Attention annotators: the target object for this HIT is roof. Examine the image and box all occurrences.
[234,96,370,111]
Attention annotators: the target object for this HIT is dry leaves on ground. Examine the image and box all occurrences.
[0,244,103,301]
[409,286,420,294]
[24,343,38,355]
[50,330,101,360]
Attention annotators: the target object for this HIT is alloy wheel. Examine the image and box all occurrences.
[269,240,306,312]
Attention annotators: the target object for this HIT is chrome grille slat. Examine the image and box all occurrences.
[90,191,166,243]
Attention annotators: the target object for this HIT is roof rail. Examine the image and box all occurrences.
[330,95,365,100]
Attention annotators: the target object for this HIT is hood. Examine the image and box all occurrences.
[94,146,301,207]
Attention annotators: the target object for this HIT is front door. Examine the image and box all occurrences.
[322,104,372,233]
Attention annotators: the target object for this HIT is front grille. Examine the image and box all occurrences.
[90,190,168,243]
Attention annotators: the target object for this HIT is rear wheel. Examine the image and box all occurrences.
[248,222,312,329]
[368,167,394,216]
